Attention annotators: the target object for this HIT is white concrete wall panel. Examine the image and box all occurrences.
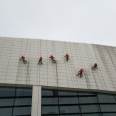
[0,37,116,92]
[31,86,41,116]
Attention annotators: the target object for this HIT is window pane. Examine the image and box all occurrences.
[0,108,12,116]
[42,106,59,115]
[0,99,13,106]
[13,107,31,116]
[0,87,32,116]
[60,114,81,116]
[16,88,32,97]
[59,97,78,105]
[81,105,99,113]
[98,94,116,103]
[15,98,32,106]
[78,92,96,96]
[82,113,101,116]
[60,106,80,114]
[102,113,116,116]
[42,90,58,97]
[42,88,116,116]
[79,96,97,104]
[59,91,77,96]
[100,104,116,112]
[0,88,15,97]
[42,98,58,105]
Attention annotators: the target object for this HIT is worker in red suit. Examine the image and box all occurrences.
[20,56,27,64]
[76,68,84,77]
[38,57,43,65]
[65,54,70,62]
[49,55,56,63]
[91,63,98,70]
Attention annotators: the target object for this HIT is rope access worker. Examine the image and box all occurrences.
[20,56,27,64]
[65,54,70,62]
[49,55,56,63]
[38,57,43,65]
[76,68,84,77]
[91,63,98,70]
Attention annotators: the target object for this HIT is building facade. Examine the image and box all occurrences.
[0,37,116,116]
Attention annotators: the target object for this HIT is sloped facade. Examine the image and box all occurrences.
[0,37,116,116]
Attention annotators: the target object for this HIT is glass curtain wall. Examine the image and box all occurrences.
[42,88,116,116]
[0,86,32,116]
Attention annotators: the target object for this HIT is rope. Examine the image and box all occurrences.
[26,61,30,85]
[84,72,91,89]
[55,62,60,116]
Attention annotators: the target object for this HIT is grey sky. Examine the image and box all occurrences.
[0,0,116,46]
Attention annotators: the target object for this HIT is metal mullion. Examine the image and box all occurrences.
[42,104,79,106]
[96,93,103,116]
[42,114,59,116]
[0,105,31,108]
[15,114,31,116]
[78,95,97,97]
[11,87,17,116]
[77,93,82,116]
[0,96,32,99]
[78,103,116,105]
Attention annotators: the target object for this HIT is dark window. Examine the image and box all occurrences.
[0,108,12,116]
[0,87,32,116]
[79,96,97,104]
[16,88,32,97]
[80,105,99,113]
[0,99,14,106]
[0,88,15,97]
[42,106,59,115]
[98,94,116,103]
[13,107,31,116]
[102,113,116,116]
[59,91,77,96]
[60,106,80,114]
[82,113,101,116]
[42,88,116,116]
[100,104,116,112]
[78,92,96,96]
[60,115,80,116]
[42,98,58,105]
[42,89,57,97]
[59,97,78,105]
[15,98,32,106]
